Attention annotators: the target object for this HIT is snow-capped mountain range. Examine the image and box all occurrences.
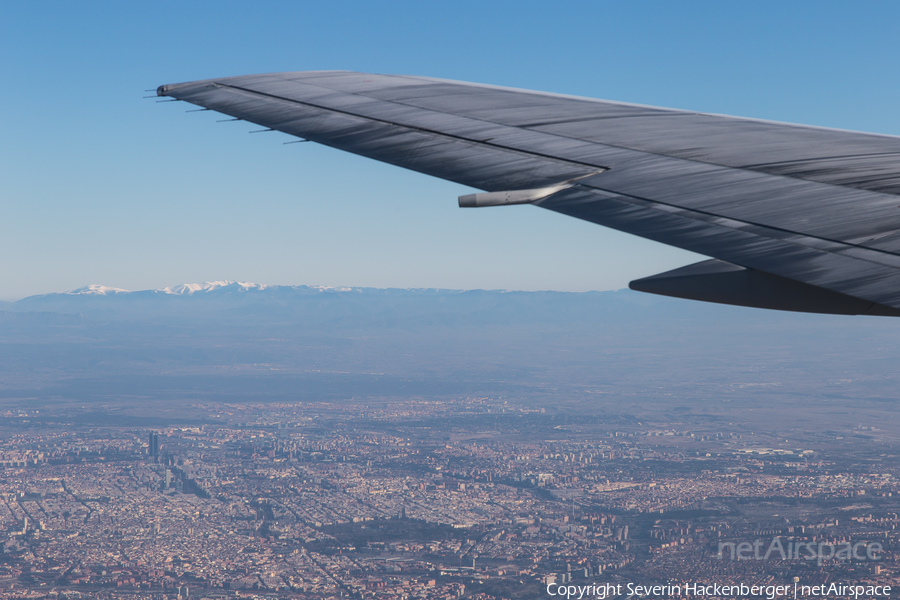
[65,284,130,295]
[160,281,269,295]
[62,281,354,296]
[2,280,658,329]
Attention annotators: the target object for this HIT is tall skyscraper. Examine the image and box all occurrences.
[149,432,159,463]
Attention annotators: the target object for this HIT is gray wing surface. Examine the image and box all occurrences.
[157,71,900,316]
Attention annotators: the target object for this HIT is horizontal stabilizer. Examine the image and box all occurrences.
[629,259,900,316]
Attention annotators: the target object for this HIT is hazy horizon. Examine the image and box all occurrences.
[4,3,900,597]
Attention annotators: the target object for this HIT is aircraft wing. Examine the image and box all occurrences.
[157,71,900,316]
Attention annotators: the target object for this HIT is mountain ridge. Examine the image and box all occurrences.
[24,280,551,300]
[2,281,898,408]
[5,281,673,329]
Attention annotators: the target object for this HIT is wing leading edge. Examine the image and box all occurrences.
[157,71,900,316]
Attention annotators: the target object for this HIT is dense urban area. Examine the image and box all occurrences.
[1,397,899,599]
[5,285,900,598]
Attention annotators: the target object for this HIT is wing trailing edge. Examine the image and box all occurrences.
[156,71,900,316]
[630,259,900,316]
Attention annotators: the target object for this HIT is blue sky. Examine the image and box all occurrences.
[3,1,900,299]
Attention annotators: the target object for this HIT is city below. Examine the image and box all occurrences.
[3,285,900,599]
[1,396,898,599]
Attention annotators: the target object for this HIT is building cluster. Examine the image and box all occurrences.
[0,399,898,599]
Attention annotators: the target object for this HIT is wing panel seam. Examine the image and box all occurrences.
[570,185,900,270]
[216,83,608,173]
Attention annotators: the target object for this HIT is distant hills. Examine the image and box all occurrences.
[4,281,677,328]
[3,281,900,410]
